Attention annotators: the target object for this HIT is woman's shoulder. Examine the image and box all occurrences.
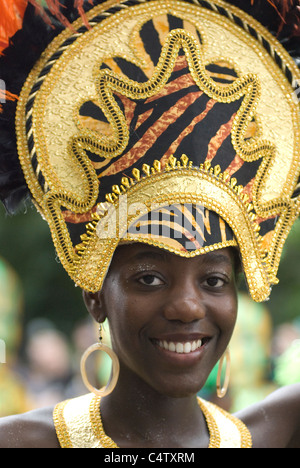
[0,406,60,448]
[235,384,300,448]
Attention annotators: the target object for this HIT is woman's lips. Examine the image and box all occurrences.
[157,339,203,354]
[151,336,211,357]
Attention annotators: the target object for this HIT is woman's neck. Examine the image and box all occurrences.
[99,368,209,448]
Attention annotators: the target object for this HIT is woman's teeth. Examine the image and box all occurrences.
[157,339,202,354]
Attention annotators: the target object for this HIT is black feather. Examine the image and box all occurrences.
[0,0,299,214]
[0,1,79,214]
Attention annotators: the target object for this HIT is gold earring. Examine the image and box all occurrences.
[216,348,231,399]
[80,324,120,397]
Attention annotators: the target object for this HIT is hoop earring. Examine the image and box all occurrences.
[216,348,231,399]
[80,324,120,397]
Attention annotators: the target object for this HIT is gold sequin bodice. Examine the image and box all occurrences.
[53,393,252,448]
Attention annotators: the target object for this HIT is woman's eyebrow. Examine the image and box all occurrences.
[130,250,168,263]
[201,252,233,266]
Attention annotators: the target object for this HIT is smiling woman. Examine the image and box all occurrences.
[62,244,247,449]
[0,0,300,449]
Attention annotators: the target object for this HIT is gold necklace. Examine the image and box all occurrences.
[89,396,241,448]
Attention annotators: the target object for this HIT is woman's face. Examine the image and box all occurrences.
[90,244,238,398]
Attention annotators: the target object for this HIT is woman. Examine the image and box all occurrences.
[0,244,300,448]
[0,0,299,448]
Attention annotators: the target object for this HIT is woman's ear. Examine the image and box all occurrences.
[82,290,107,323]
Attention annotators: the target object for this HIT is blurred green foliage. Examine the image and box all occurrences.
[267,218,300,327]
[0,203,86,335]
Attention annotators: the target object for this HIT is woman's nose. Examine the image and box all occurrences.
[163,282,205,323]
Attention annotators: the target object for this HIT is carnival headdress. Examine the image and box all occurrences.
[0,0,299,302]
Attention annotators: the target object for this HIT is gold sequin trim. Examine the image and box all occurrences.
[53,400,73,449]
[199,399,252,448]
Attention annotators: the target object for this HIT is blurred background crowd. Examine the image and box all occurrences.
[0,202,300,416]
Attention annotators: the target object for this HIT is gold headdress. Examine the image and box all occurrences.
[1,0,300,302]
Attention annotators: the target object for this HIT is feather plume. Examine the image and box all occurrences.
[74,0,94,28]
[257,0,300,34]
[28,0,73,29]
[29,0,94,29]
[0,0,299,214]
[233,0,300,36]
[0,0,95,50]
[0,0,28,54]
[0,1,77,213]
[0,90,19,114]
[255,0,294,22]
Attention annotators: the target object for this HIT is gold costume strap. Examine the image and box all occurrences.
[54,393,103,448]
[53,393,252,448]
[198,399,252,448]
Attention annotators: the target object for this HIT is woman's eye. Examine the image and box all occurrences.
[138,275,164,286]
[204,277,226,288]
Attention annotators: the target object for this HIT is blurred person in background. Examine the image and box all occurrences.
[21,320,74,408]
[0,0,300,449]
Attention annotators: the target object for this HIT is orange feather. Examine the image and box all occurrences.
[0,0,28,54]
[0,0,95,55]
[250,0,294,22]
